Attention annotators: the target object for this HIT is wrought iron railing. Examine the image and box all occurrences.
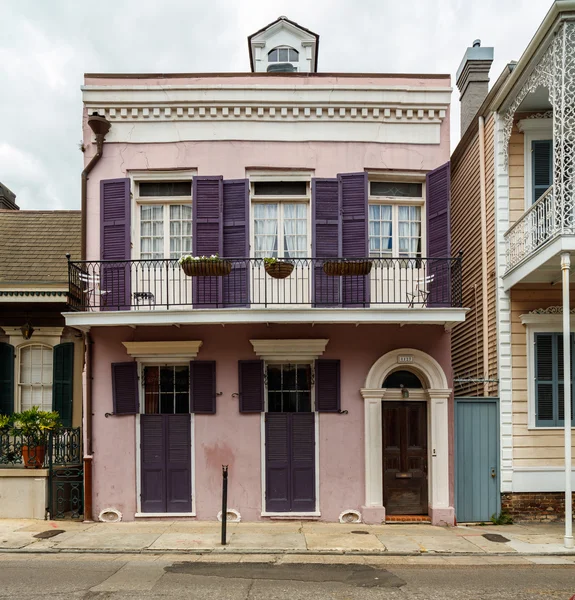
[504,186,573,271]
[0,428,81,468]
[67,256,463,311]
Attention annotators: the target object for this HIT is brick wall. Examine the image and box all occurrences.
[501,493,575,522]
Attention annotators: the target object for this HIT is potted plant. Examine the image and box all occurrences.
[11,407,60,468]
[263,257,294,279]
[178,254,232,277]
[0,414,11,432]
[323,259,373,277]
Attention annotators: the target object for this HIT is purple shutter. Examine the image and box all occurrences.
[265,413,290,512]
[193,176,223,307]
[290,413,316,512]
[238,360,264,413]
[140,415,166,513]
[315,359,341,412]
[165,414,192,513]
[339,172,369,306]
[111,361,139,415]
[312,178,341,306]
[190,360,216,414]
[426,162,451,307]
[222,179,249,307]
[100,178,131,310]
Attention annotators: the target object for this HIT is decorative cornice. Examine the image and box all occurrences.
[85,104,447,125]
[529,306,575,314]
[122,341,203,359]
[250,339,328,361]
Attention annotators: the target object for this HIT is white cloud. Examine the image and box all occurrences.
[0,0,554,209]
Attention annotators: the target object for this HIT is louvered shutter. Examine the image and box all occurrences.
[222,179,249,307]
[111,361,139,415]
[290,413,316,512]
[312,178,340,306]
[555,333,575,426]
[190,360,216,414]
[165,414,192,512]
[100,178,131,310]
[426,162,451,307]
[140,415,166,513]
[0,342,14,415]
[339,172,369,306]
[532,140,553,204]
[52,343,74,427]
[238,360,264,413]
[265,413,290,512]
[315,359,341,412]
[193,176,223,307]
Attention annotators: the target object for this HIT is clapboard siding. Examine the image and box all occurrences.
[508,125,525,227]
[450,125,484,396]
[510,284,575,468]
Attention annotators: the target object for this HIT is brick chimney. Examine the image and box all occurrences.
[0,182,19,210]
[456,40,494,135]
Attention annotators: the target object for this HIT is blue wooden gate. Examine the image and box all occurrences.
[455,398,500,523]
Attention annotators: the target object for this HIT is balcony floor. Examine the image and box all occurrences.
[63,306,468,331]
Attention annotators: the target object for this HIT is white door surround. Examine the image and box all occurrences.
[360,348,453,526]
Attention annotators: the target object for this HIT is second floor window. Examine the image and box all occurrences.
[252,181,309,259]
[369,181,423,258]
[137,181,192,260]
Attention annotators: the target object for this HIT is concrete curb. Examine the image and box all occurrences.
[2,547,575,557]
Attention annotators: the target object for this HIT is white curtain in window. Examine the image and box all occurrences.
[283,203,307,258]
[398,206,421,256]
[20,345,53,412]
[254,203,278,258]
[169,205,192,259]
[140,205,164,259]
[369,204,392,256]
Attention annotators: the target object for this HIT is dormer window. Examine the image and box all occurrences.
[268,47,299,63]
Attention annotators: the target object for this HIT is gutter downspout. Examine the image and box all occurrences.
[80,113,110,521]
[478,116,490,397]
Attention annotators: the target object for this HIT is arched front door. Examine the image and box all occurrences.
[381,370,428,515]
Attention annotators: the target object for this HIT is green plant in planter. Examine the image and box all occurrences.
[263,257,295,279]
[0,414,12,432]
[10,407,60,468]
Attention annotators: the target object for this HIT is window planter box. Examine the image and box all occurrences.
[180,260,232,277]
[264,261,294,279]
[323,260,372,277]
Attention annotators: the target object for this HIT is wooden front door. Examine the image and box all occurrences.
[382,402,428,515]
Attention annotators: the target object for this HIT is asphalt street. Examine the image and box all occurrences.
[0,554,573,599]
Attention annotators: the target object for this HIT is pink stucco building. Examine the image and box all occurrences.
[65,17,465,525]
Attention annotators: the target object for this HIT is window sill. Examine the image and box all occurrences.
[0,468,49,478]
[261,512,320,518]
[527,426,575,431]
[135,512,196,518]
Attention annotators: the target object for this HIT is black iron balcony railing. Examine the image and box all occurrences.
[0,428,81,468]
[67,256,463,312]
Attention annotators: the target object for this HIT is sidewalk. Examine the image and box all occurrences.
[1,519,574,557]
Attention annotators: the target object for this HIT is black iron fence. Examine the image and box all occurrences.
[0,427,81,468]
[68,255,463,311]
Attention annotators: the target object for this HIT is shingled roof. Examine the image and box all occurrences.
[0,210,81,285]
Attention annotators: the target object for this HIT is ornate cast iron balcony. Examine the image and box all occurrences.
[504,186,573,271]
[67,256,463,312]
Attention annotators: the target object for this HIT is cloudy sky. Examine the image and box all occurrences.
[0,0,550,210]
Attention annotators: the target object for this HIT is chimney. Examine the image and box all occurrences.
[456,39,494,134]
[0,182,19,210]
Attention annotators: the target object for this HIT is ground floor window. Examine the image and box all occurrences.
[266,363,312,413]
[534,332,575,427]
[19,344,53,412]
[143,365,190,414]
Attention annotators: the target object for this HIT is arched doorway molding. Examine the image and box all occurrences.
[360,348,453,526]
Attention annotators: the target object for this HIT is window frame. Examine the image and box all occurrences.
[263,360,315,413]
[137,359,191,416]
[268,46,300,63]
[518,118,553,210]
[130,170,196,261]
[368,178,426,259]
[526,322,575,429]
[250,178,312,259]
[17,343,54,413]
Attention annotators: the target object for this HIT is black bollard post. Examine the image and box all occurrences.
[221,465,228,546]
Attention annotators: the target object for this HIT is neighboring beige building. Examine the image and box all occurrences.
[451,1,575,526]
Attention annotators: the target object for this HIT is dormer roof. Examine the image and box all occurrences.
[248,16,320,72]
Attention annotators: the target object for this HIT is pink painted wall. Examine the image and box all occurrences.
[90,323,453,521]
